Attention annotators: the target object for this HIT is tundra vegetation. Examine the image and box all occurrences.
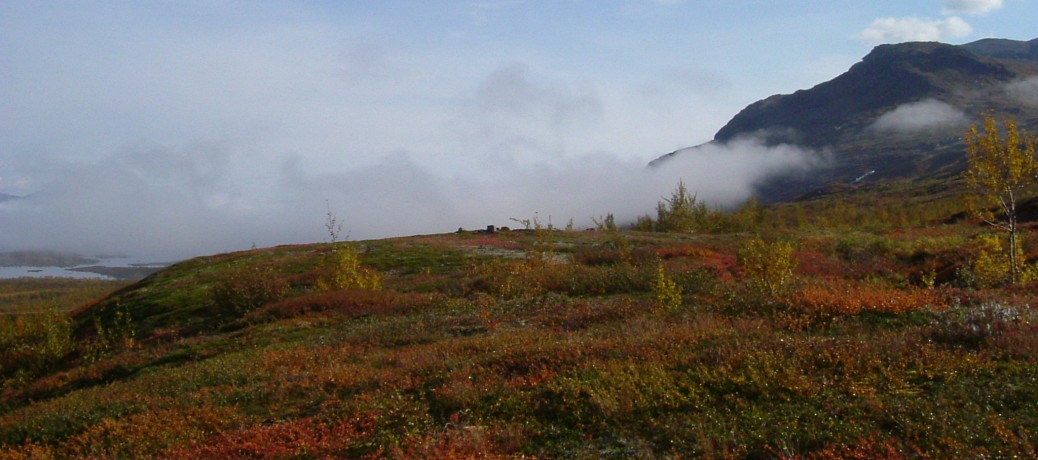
[2,120,1038,458]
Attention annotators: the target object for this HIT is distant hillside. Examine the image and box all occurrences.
[0,251,97,268]
[652,37,1038,201]
[0,193,18,203]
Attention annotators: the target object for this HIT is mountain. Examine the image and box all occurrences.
[652,37,1038,201]
[0,193,19,203]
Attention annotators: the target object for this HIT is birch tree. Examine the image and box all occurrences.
[963,115,1038,283]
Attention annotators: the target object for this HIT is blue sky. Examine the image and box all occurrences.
[1,0,1035,259]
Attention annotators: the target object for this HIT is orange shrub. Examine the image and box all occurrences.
[64,406,239,459]
[163,414,381,459]
[789,280,948,316]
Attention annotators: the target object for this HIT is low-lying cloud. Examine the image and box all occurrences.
[869,99,970,134]
[0,138,820,261]
[1004,76,1038,107]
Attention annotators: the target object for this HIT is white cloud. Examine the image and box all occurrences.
[857,16,972,44]
[869,99,970,134]
[0,135,822,261]
[1004,76,1038,107]
[653,139,823,203]
[942,0,1003,15]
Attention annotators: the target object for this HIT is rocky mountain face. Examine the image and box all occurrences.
[652,38,1038,201]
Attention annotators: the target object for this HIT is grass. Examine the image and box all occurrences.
[1,198,1038,457]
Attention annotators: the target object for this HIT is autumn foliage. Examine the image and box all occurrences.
[3,170,1038,457]
[964,114,1038,283]
[789,280,947,315]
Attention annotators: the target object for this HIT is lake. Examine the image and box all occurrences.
[0,256,169,280]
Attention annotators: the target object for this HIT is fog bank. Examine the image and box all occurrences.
[0,138,818,261]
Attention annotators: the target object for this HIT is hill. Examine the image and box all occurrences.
[3,201,1038,457]
[652,37,1038,201]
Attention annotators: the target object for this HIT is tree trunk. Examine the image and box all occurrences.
[1009,214,1020,283]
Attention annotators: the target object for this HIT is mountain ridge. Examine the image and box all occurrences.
[652,37,1038,201]
[961,37,1038,60]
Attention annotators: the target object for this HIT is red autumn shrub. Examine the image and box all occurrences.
[789,280,947,316]
[163,414,381,459]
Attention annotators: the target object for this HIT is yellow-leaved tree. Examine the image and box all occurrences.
[963,114,1038,283]
[739,237,797,300]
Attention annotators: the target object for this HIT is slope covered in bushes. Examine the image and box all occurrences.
[2,203,1037,458]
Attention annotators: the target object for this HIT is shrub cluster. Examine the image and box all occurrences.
[475,257,653,298]
[739,237,797,300]
[635,181,769,233]
[0,308,73,382]
[260,289,429,320]
[317,244,383,291]
[210,265,289,316]
[968,233,1016,288]
[929,301,1024,348]
[653,261,683,312]
[83,301,137,360]
[788,281,947,316]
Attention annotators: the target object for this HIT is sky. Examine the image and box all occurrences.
[1,0,1036,260]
